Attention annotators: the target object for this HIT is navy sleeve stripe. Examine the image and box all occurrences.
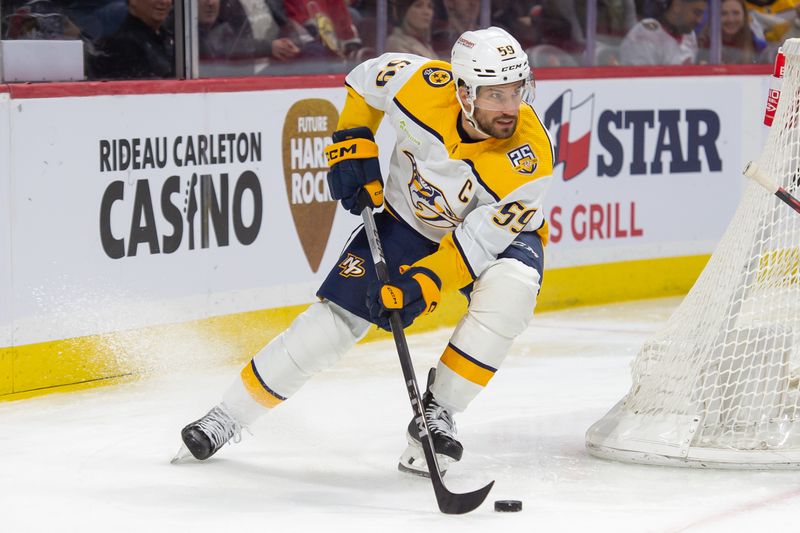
[463,159,501,202]
[392,97,444,144]
[526,102,555,165]
[452,231,477,280]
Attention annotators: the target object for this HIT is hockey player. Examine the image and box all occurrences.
[176,26,553,476]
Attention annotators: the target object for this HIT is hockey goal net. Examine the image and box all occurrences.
[585,39,800,468]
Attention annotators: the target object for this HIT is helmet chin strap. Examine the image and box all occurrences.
[457,86,492,139]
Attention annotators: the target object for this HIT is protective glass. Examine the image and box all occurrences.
[472,76,535,112]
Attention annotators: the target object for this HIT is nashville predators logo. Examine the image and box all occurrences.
[423,67,452,87]
[338,253,366,277]
[507,144,538,175]
[405,151,462,229]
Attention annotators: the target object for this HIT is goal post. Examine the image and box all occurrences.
[585,39,800,468]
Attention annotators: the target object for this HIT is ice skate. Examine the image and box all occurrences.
[398,369,463,477]
[172,404,243,463]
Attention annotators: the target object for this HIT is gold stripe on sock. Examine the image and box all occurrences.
[240,361,286,409]
[439,344,496,387]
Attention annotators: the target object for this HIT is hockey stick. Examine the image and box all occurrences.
[743,160,800,214]
[359,200,494,514]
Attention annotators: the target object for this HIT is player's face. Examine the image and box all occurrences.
[472,105,517,139]
[472,81,524,139]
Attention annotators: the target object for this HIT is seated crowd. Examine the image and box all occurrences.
[2,0,798,80]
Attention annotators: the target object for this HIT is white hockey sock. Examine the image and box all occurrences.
[229,301,370,419]
[222,372,267,426]
[431,258,540,412]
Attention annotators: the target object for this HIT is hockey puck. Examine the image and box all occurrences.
[494,500,523,512]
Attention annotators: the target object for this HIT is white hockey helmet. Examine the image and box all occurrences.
[451,27,534,133]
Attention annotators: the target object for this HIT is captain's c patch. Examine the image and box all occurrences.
[507,144,538,175]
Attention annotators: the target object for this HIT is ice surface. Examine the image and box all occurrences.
[3,297,799,532]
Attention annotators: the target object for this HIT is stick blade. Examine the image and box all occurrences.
[435,479,495,515]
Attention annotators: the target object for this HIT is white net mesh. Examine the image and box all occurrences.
[585,39,800,467]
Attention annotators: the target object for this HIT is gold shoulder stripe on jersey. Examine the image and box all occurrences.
[392,61,461,145]
[461,106,553,200]
[413,232,475,291]
[339,85,384,132]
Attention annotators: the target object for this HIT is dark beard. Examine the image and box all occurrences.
[477,115,517,139]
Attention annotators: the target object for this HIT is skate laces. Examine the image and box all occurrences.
[424,397,457,440]
[197,405,242,447]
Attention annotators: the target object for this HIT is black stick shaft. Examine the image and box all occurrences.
[776,188,800,214]
[742,161,800,215]
[360,206,493,514]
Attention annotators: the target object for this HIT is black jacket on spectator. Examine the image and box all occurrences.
[90,13,175,79]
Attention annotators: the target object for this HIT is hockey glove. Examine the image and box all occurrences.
[367,266,442,331]
[325,126,384,215]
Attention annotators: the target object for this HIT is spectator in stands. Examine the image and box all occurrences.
[755,1,800,62]
[64,1,128,41]
[527,43,580,66]
[3,0,83,39]
[698,0,765,63]
[385,0,438,58]
[746,0,799,44]
[593,0,639,41]
[88,0,175,79]
[550,1,586,45]
[497,1,583,66]
[587,0,638,64]
[199,0,225,56]
[509,0,635,63]
[619,0,708,65]
[283,0,364,59]
[347,0,377,49]
[432,0,480,57]
[198,0,300,62]
[491,0,539,49]
[199,0,250,59]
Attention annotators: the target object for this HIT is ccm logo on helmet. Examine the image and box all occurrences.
[502,64,524,72]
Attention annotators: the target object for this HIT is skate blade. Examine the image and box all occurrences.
[398,459,439,478]
[397,439,452,478]
[170,443,193,464]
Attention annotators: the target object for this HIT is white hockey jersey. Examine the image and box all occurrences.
[339,53,554,291]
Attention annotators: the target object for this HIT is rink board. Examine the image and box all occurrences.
[0,68,767,397]
[0,93,9,395]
